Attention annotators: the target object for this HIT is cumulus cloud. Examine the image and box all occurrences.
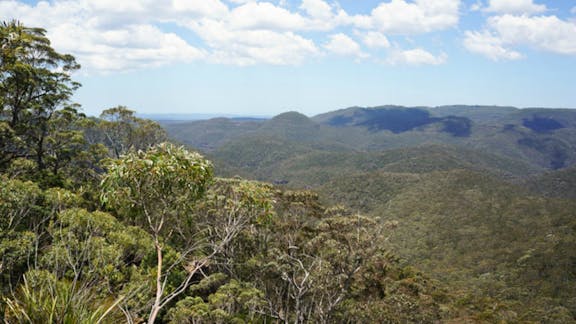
[187,19,319,65]
[484,0,547,15]
[323,33,368,58]
[465,14,576,60]
[386,48,447,65]
[0,0,215,72]
[358,31,391,49]
[492,15,576,55]
[228,2,306,30]
[0,0,462,71]
[171,0,230,17]
[463,30,522,60]
[63,25,206,72]
[365,0,461,35]
[300,0,333,20]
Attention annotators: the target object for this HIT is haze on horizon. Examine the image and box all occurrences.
[2,0,575,117]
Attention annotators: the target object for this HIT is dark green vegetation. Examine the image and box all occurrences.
[163,107,576,322]
[164,105,576,172]
[2,21,576,323]
[0,21,500,323]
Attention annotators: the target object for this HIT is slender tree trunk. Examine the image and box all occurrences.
[36,134,45,171]
[148,238,163,324]
[10,100,21,128]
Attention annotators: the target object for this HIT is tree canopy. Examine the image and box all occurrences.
[3,20,574,324]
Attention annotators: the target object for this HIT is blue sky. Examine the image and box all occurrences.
[2,0,575,117]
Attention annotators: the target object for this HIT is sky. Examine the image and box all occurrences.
[1,0,575,117]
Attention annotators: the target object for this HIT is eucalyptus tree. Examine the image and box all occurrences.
[99,106,166,158]
[0,20,80,171]
[101,143,273,323]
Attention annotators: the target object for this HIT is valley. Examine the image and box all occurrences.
[3,15,576,322]
[162,105,576,322]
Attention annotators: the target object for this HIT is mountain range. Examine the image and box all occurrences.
[163,105,576,174]
[161,105,576,322]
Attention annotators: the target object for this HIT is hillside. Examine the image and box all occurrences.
[161,104,576,322]
[311,105,576,170]
[213,144,540,188]
[164,105,576,171]
[4,21,575,323]
[160,117,262,151]
[317,169,576,322]
[522,165,576,199]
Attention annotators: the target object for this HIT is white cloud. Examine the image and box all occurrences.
[0,0,319,70]
[463,30,523,60]
[491,14,576,55]
[300,0,333,19]
[484,0,546,15]
[188,19,319,65]
[470,1,483,11]
[366,0,461,35]
[55,23,206,72]
[226,0,255,4]
[170,0,230,17]
[84,0,230,23]
[387,48,447,65]
[183,1,337,65]
[224,1,340,32]
[323,33,368,58]
[0,0,215,72]
[228,2,306,30]
[358,31,391,49]
[572,6,576,15]
[0,0,463,71]
[465,14,576,59]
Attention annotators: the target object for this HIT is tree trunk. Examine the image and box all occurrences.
[36,134,45,171]
[148,238,163,324]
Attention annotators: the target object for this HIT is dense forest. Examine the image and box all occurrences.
[160,70,576,323]
[163,109,576,323]
[2,21,576,323]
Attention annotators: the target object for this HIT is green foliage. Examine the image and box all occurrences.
[3,22,576,323]
[0,121,24,168]
[42,209,152,289]
[165,105,576,176]
[3,270,125,324]
[161,117,261,151]
[161,106,576,322]
[522,165,576,199]
[0,20,80,172]
[314,169,576,321]
[0,177,42,287]
[216,189,445,323]
[100,144,279,323]
[98,106,167,158]
[101,142,213,232]
[168,279,266,323]
[0,176,42,232]
[43,187,83,214]
[0,230,35,289]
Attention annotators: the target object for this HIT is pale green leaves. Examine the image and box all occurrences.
[100,143,213,234]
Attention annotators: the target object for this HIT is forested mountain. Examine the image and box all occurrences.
[164,105,576,172]
[320,169,576,322]
[162,106,576,322]
[522,166,576,199]
[3,21,576,323]
[1,20,505,323]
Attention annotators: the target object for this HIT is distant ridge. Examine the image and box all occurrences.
[138,113,270,121]
[158,104,576,321]
[163,104,576,171]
